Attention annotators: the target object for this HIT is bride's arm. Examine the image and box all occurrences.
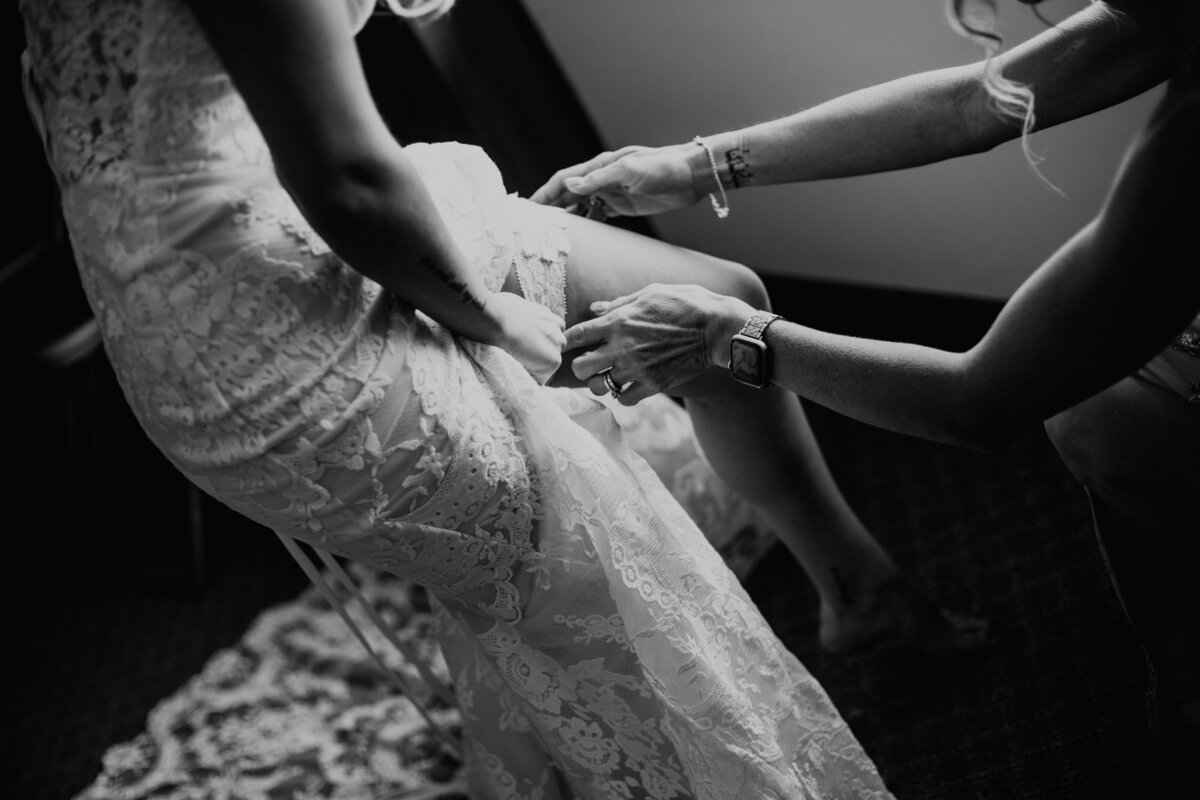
[180,0,563,377]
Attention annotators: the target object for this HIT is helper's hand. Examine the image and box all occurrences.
[487,291,566,385]
[565,284,753,404]
[530,143,701,219]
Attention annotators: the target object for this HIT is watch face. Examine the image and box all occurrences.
[729,336,766,387]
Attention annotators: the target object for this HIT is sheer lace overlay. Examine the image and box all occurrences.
[22,1,894,796]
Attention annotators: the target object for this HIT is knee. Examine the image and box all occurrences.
[712,258,770,311]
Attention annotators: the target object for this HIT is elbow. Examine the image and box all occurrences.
[279,151,412,243]
[277,167,362,241]
[941,413,1020,453]
[935,371,1031,453]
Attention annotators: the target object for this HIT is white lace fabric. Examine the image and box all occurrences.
[22,1,894,796]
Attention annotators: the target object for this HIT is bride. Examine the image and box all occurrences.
[18,0,976,795]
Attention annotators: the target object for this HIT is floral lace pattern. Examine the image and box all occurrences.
[23,0,893,796]
[76,567,467,800]
[74,427,775,800]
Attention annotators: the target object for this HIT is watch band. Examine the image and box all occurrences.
[728,310,783,388]
[737,310,782,341]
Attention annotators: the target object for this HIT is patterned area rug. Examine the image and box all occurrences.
[75,395,777,800]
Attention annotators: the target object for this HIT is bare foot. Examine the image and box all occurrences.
[817,577,995,660]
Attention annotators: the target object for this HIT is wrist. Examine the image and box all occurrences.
[472,292,508,346]
[726,308,783,388]
[686,140,718,203]
[708,300,755,368]
[688,132,748,197]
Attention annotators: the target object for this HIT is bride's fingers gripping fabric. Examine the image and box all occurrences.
[488,291,566,384]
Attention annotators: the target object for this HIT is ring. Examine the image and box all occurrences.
[585,195,608,221]
[598,367,622,399]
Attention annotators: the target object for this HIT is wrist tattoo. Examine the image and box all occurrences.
[723,144,754,189]
[418,254,485,312]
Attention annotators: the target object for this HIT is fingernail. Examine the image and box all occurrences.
[590,301,607,312]
[564,177,586,191]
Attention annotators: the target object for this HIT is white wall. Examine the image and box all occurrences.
[521,0,1160,300]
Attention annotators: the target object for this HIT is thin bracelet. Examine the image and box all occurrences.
[692,136,730,219]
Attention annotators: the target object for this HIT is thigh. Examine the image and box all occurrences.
[558,213,768,327]
[503,212,769,391]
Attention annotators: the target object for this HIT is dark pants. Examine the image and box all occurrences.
[1045,374,1199,759]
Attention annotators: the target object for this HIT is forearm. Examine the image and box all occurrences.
[292,149,504,344]
[756,322,998,449]
[698,68,984,190]
[183,0,505,344]
[722,191,1200,452]
[695,3,1169,191]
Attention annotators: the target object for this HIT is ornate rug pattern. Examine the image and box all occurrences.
[76,396,777,800]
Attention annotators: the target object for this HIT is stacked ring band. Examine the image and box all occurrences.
[599,368,622,399]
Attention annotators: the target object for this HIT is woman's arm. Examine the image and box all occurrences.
[566,78,1200,450]
[181,0,563,376]
[699,2,1171,186]
[533,3,1171,212]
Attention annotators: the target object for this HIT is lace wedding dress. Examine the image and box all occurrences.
[20,1,895,797]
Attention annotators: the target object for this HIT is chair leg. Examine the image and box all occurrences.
[188,484,206,590]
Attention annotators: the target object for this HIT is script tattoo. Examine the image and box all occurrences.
[418,254,485,312]
[724,144,754,188]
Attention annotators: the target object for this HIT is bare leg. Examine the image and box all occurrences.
[506,213,989,656]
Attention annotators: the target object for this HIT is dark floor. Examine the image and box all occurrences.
[4,276,1175,799]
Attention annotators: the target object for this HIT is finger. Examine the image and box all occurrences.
[589,288,645,316]
[616,381,657,406]
[534,176,588,209]
[531,165,587,207]
[532,147,638,206]
[564,160,629,199]
[571,145,640,178]
[585,374,609,397]
[564,316,612,352]
[571,347,615,381]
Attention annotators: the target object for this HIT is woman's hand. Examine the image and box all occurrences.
[484,291,567,384]
[565,284,754,404]
[530,144,702,219]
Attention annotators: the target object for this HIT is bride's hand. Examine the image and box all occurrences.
[485,291,566,384]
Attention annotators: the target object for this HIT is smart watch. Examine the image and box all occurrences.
[729,310,782,388]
